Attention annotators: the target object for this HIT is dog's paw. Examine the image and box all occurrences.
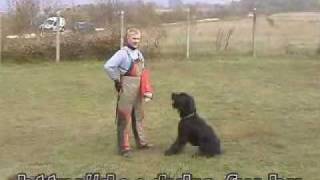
[164,150,173,156]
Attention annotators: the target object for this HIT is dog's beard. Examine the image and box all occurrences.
[172,101,187,117]
[171,98,178,108]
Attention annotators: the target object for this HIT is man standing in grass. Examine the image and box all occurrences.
[104,28,153,157]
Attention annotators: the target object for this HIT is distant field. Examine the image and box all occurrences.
[1,56,319,179]
[269,12,320,22]
[154,12,320,57]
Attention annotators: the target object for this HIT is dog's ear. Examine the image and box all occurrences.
[186,95,196,113]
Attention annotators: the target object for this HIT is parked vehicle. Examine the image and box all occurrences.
[39,17,66,32]
[73,21,95,33]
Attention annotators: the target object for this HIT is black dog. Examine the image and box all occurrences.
[164,92,221,157]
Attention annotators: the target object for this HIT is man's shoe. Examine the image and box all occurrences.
[120,150,132,158]
[138,143,153,150]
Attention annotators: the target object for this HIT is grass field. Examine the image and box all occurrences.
[0,56,320,179]
[156,13,320,57]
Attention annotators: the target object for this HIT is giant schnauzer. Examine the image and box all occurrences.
[164,92,221,157]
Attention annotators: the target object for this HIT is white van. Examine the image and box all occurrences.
[39,17,66,32]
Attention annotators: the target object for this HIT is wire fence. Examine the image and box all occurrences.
[1,10,320,63]
[152,11,320,58]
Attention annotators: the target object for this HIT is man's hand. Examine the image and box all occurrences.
[114,80,122,92]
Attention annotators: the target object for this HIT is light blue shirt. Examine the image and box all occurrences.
[104,46,144,81]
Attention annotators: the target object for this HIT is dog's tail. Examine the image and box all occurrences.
[215,143,224,155]
[217,148,224,155]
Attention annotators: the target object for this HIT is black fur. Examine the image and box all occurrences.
[164,92,221,157]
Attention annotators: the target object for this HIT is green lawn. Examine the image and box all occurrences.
[0,56,319,179]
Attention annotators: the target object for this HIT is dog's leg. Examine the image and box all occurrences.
[164,127,188,156]
[199,142,217,158]
[164,138,186,155]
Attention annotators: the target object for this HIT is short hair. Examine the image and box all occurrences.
[126,28,141,38]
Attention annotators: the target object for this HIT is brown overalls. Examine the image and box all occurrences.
[116,52,148,153]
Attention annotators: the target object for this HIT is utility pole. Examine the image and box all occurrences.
[186,7,190,59]
[56,11,61,63]
[39,0,44,14]
[0,12,2,64]
[120,10,124,48]
[252,8,257,58]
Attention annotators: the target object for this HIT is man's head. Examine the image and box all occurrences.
[126,28,141,49]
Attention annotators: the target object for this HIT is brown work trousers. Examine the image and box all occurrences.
[116,76,147,153]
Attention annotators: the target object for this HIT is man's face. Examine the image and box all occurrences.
[127,33,141,49]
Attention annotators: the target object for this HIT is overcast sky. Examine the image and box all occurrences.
[0,0,236,12]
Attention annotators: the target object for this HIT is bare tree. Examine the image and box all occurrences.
[87,0,120,32]
[6,0,16,13]
[6,0,40,33]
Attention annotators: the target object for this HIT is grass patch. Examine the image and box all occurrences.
[0,57,319,179]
